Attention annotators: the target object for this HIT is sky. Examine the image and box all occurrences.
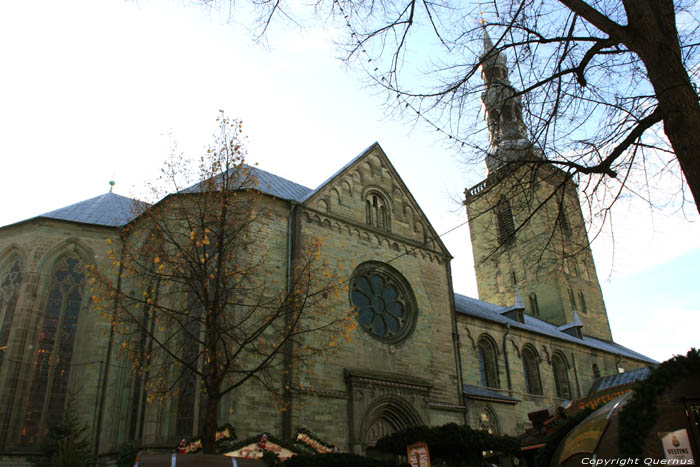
[0,0,698,363]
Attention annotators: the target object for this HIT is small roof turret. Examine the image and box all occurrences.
[558,311,584,339]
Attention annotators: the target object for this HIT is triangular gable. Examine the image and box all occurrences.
[303,142,450,257]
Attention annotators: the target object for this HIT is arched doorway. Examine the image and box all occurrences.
[361,396,424,457]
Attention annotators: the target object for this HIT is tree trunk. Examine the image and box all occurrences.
[201,390,221,454]
[626,0,700,213]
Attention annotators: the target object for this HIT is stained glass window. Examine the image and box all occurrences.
[176,300,202,437]
[0,259,22,370]
[552,353,572,400]
[350,262,417,344]
[477,336,499,389]
[522,346,542,395]
[22,255,85,445]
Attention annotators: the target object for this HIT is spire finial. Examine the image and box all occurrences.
[109,180,115,193]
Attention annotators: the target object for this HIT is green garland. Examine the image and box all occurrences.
[185,423,237,454]
[618,349,700,458]
[534,408,593,467]
[375,422,519,465]
[294,427,337,452]
[223,432,303,456]
[282,453,404,467]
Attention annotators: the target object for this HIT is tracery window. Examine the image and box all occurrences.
[128,281,160,442]
[496,197,515,244]
[522,346,542,395]
[349,262,417,344]
[477,336,499,389]
[552,353,572,400]
[0,258,22,370]
[176,299,203,437]
[22,255,85,445]
[478,406,499,435]
[365,192,391,232]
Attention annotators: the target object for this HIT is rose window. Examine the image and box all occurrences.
[349,262,417,344]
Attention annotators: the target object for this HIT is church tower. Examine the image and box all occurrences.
[465,30,613,341]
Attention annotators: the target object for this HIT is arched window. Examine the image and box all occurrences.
[22,254,85,445]
[477,336,499,389]
[365,192,390,232]
[522,346,542,395]
[552,353,572,400]
[592,363,601,378]
[0,258,22,370]
[477,406,499,435]
[176,298,203,438]
[496,197,515,244]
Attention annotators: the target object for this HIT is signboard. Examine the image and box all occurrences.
[659,429,696,464]
[407,442,431,467]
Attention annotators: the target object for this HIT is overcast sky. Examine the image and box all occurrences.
[1,0,698,363]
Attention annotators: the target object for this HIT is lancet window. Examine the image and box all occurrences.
[0,258,22,371]
[477,336,500,389]
[22,255,85,445]
[552,353,572,400]
[522,345,542,395]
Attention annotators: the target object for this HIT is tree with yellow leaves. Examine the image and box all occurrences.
[88,113,352,454]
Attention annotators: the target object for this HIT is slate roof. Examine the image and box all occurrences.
[251,166,312,201]
[587,367,652,395]
[463,384,520,404]
[454,293,657,364]
[182,165,312,202]
[7,164,312,231]
[38,191,140,227]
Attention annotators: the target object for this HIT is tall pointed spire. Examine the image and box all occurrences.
[480,28,535,173]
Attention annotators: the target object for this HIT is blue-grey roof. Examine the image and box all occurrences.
[39,191,139,227]
[587,367,652,395]
[183,165,312,202]
[463,384,520,403]
[248,165,312,201]
[454,293,657,364]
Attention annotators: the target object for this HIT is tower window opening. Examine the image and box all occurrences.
[567,287,577,312]
[528,293,540,316]
[558,204,572,236]
[496,197,515,245]
[578,291,587,314]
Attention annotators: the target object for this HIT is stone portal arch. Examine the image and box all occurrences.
[361,396,423,453]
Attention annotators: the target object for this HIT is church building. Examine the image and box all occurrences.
[0,33,655,466]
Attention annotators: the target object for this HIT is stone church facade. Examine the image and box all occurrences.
[0,34,655,465]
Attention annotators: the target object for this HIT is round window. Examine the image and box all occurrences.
[349,262,417,344]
